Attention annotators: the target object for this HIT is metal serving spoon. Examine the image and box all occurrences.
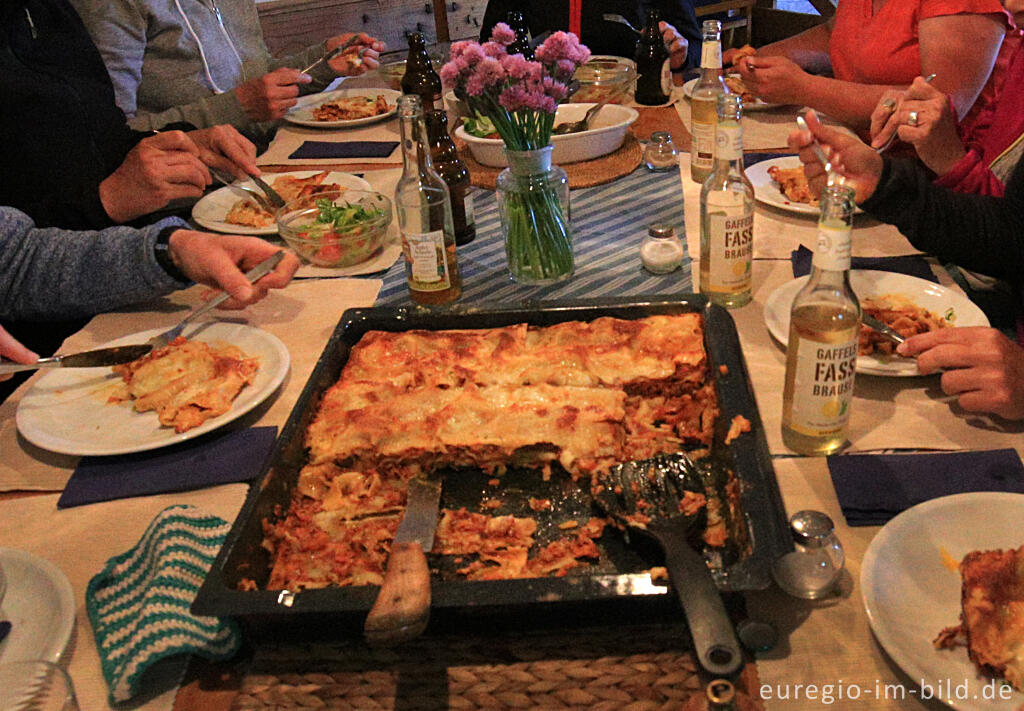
[553,96,614,134]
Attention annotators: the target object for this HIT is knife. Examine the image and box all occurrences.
[0,344,153,374]
[364,475,442,646]
[861,314,906,346]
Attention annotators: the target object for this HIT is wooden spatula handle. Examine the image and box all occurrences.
[364,541,431,646]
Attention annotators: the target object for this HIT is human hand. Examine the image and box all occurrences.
[99,131,210,223]
[723,45,756,68]
[787,110,883,203]
[734,54,808,105]
[234,68,312,122]
[0,326,39,382]
[187,125,259,180]
[898,327,1024,420]
[167,230,301,308]
[871,76,964,175]
[326,32,384,75]
[659,22,688,71]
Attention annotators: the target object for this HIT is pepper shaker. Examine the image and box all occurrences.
[641,224,684,274]
[644,131,679,172]
[771,510,845,600]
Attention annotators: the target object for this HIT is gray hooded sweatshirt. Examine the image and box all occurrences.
[69,0,338,137]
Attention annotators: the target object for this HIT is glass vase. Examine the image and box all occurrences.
[495,146,573,284]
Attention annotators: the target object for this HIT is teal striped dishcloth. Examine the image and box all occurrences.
[86,505,241,704]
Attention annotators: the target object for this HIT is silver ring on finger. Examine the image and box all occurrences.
[907,110,920,127]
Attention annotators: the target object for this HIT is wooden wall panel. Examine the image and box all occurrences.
[258,0,488,58]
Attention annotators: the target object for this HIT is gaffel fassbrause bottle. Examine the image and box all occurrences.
[690,20,727,183]
[394,95,462,305]
[699,93,753,308]
[781,183,860,454]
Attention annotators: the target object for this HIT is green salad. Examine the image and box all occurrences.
[293,198,385,265]
[462,114,498,139]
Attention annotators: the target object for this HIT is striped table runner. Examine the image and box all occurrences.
[376,168,692,305]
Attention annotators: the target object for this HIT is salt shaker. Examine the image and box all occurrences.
[771,510,844,600]
[641,224,684,274]
[644,131,679,172]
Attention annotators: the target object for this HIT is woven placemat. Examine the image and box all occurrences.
[461,133,644,191]
[231,624,764,710]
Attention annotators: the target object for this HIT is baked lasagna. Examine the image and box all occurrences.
[767,164,818,207]
[110,337,259,433]
[312,94,390,122]
[859,296,948,356]
[260,314,734,590]
[935,545,1024,692]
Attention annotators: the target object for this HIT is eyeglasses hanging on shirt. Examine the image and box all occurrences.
[174,0,245,94]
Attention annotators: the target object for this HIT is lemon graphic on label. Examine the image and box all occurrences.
[821,400,842,418]
[732,260,749,276]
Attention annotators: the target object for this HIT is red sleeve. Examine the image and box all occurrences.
[919,0,1011,26]
[934,148,1007,197]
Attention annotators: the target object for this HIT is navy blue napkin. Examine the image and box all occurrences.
[828,448,1024,526]
[58,426,277,509]
[790,245,938,283]
[288,141,399,160]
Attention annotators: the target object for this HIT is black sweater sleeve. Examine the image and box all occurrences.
[860,156,1024,283]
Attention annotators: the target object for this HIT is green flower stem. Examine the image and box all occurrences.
[503,177,572,281]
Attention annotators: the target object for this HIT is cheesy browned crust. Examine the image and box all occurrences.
[260,314,724,591]
[768,165,819,207]
[935,546,1024,691]
[312,94,390,121]
[110,337,259,433]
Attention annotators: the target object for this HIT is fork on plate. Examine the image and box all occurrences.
[146,251,286,350]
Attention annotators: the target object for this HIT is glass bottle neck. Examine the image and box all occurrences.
[399,111,436,178]
[713,120,743,169]
[700,38,722,70]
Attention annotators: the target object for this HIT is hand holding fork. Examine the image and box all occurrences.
[872,73,936,154]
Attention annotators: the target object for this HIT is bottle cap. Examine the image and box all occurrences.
[648,224,675,239]
[789,510,835,547]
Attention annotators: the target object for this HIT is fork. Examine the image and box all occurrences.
[795,114,843,187]
[603,13,641,35]
[300,35,363,75]
[209,168,275,213]
[146,251,286,349]
[875,73,937,154]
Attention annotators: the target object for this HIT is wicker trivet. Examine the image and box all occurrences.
[231,624,764,710]
[461,133,644,191]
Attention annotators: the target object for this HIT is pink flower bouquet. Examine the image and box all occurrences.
[441,25,590,151]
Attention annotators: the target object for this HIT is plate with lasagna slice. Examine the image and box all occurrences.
[191,170,372,235]
[682,75,782,111]
[746,155,861,216]
[16,322,289,456]
[862,492,1024,711]
[285,88,401,128]
[763,270,989,376]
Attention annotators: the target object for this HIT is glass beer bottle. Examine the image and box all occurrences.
[424,110,476,246]
[690,20,727,183]
[699,93,754,308]
[781,183,860,455]
[394,95,462,305]
[507,10,534,59]
[401,32,443,111]
[634,9,671,106]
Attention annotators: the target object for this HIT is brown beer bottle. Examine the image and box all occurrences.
[634,9,671,106]
[401,32,443,111]
[424,111,476,246]
[506,11,534,59]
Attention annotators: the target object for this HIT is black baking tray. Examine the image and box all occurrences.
[194,296,790,637]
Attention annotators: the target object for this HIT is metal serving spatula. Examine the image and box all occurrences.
[593,453,744,677]
[364,475,443,646]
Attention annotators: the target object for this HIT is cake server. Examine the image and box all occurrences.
[0,344,154,374]
[364,474,442,646]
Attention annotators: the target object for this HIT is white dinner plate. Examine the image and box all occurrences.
[763,270,990,376]
[682,76,782,111]
[861,493,1024,711]
[191,170,372,235]
[0,548,75,664]
[745,155,861,216]
[284,88,401,128]
[16,322,289,456]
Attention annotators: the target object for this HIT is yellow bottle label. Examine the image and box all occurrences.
[403,229,452,291]
[787,336,858,437]
[704,192,752,294]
